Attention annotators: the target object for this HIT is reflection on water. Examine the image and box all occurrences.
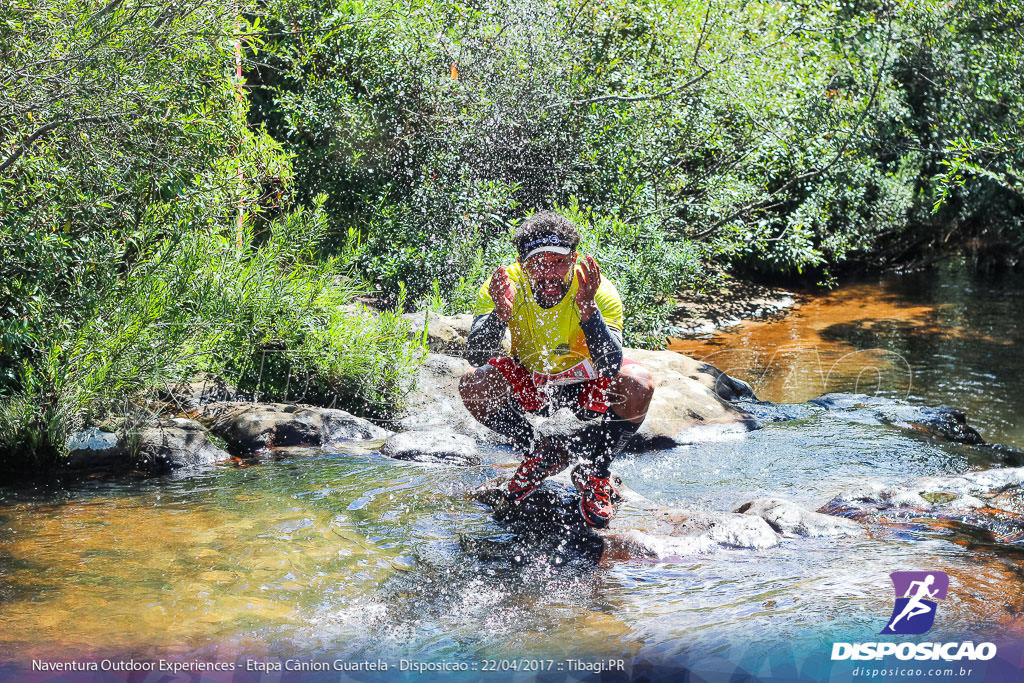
[669,266,1024,448]
[1,265,1023,665]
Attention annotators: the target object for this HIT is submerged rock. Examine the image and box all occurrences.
[822,482,933,512]
[621,349,757,402]
[821,466,1024,546]
[809,393,984,445]
[984,443,1024,467]
[735,400,821,424]
[380,430,481,466]
[734,497,862,537]
[198,402,392,455]
[877,405,984,444]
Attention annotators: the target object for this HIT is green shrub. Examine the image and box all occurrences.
[0,195,422,475]
[560,200,703,348]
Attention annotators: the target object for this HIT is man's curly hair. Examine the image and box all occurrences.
[512,211,580,261]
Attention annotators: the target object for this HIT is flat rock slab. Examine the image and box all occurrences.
[380,430,481,466]
[734,497,862,537]
[821,466,1024,546]
[985,443,1024,467]
[607,511,780,559]
[199,402,392,455]
[736,400,822,424]
[613,349,760,449]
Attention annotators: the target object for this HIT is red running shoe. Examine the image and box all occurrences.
[571,468,620,528]
[507,438,570,502]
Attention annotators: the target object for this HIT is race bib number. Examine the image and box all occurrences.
[532,359,597,386]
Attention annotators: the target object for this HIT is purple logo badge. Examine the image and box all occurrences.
[881,571,949,635]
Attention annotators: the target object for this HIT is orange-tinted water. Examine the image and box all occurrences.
[669,269,1024,447]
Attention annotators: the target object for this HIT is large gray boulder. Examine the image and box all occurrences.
[617,348,759,449]
[399,347,759,452]
[63,419,230,475]
[608,511,781,559]
[624,348,757,402]
[198,402,392,455]
[380,430,481,466]
[133,418,231,474]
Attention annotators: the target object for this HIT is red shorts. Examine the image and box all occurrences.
[488,356,639,415]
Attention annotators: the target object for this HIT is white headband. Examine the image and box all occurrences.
[523,245,572,261]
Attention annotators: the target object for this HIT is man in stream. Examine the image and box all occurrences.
[459,211,655,527]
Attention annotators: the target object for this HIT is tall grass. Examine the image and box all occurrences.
[0,197,423,477]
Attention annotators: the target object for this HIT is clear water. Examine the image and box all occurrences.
[2,266,1023,669]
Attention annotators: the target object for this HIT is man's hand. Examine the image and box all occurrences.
[574,255,601,322]
[488,265,516,323]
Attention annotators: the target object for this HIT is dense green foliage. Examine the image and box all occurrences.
[0,0,420,474]
[3,0,1022,473]
[255,0,1021,293]
[888,1,1024,264]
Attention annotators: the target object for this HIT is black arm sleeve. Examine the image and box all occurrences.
[466,312,507,366]
[579,308,623,377]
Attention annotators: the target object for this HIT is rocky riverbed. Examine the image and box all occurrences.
[54,311,1024,565]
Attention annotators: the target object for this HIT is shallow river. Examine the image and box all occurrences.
[1,265,1023,677]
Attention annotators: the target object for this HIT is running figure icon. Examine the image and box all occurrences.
[887,575,938,631]
[881,571,949,635]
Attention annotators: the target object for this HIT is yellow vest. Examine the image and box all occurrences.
[474,261,624,374]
